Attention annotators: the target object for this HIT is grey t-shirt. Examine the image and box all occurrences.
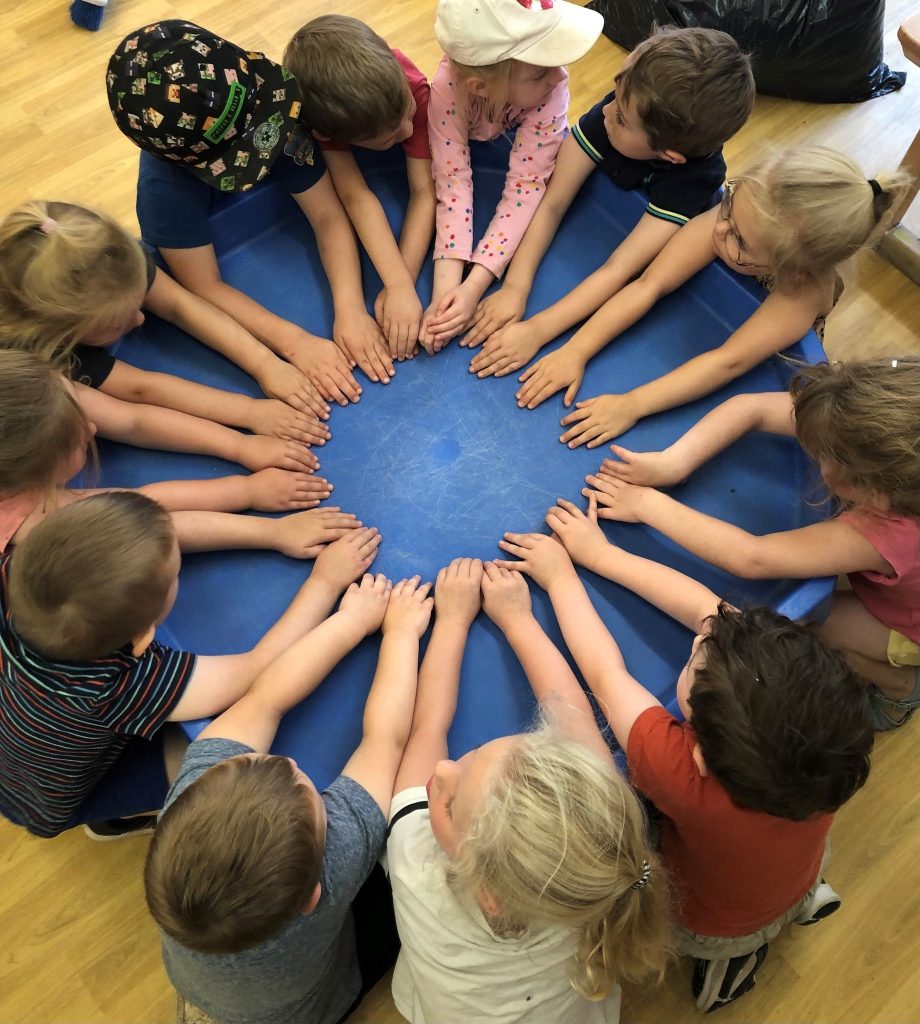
[158,738,386,1024]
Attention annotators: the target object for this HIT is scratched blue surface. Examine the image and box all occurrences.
[98,141,831,789]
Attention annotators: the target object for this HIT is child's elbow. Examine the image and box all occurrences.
[725,545,774,580]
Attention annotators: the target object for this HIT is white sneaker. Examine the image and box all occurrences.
[795,880,841,926]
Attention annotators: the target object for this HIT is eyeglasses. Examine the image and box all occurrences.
[718,179,766,270]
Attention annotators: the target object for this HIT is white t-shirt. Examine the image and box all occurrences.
[386,787,622,1024]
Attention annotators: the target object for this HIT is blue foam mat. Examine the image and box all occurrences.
[98,141,831,789]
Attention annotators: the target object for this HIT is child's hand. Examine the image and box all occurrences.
[339,573,392,636]
[312,527,382,590]
[334,309,395,385]
[375,284,422,361]
[598,444,686,488]
[246,468,332,511]
[237,434,320,474]
[469,320,544,379]
[246,399,331,447]
[425,282,480,351]
[480,562,532,630]
[461,284,527,350]
[382,575,434,637]
[496,532,577,591]
[559,393,640,449]
[545,495,609,569]
[255,356,330,420]
[582,474,651,523]
[516,345,587,409]
[273,507,362,559]
[435,557,483,626]
[287,329,363,407]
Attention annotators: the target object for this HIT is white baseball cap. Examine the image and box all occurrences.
[436,0,604,67]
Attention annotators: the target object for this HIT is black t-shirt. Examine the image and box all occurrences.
[572,91,725,225]
[70,246,158,389]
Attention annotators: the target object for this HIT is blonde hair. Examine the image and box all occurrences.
[0,199,147,365]
[8,492,176,660]
[449,58,514,125]
[791,357,920,519]
[448,727,673,999]
[736,147,912,289]
[0,349,94,497]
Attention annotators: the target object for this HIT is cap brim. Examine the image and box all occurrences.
[184,54,301,193]
[512,2,604,66]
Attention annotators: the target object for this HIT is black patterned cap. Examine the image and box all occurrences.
[106,20,303,193]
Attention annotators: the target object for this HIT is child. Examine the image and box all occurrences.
[0,492,381,839]
[498,500,874,1011]
[107,20,393,400]
[283,16,436,361]
[512,147,907,443]
[387,557,671,1022]
[421,0,603,352]
[0,351,351,554]
[466,27,755,372]
[144,574,433,1024]
[585,357,920,729]
[0,199,330,434]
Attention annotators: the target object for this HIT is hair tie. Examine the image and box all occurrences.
[631,860,651,890]
[868,179,883,198]
[38,217,58,235]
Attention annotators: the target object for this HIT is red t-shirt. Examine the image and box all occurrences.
[320,49,431,160]
[627,706,832,938]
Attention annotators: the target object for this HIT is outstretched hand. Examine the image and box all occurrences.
[339,573,392,636]
[424,282,480,351]
[461,284,527,350]
[495,531,576,591]
[383,575,434,637]
[312,526,382,590]
[582,473,653,523]
[480,561,532,630]
[468,320,544,379]
[559,393,639,449]
[515,345,586,409]
[435,557,483,627]
[274,507,362,559]
[598,444,687,488]
[545,495,609,568]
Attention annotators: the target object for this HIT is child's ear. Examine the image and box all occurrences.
[658,149,687,166]
[310,129,330,142]
[130,624,156,657]
[691,743,709,778]
[464,77,491,99]
[302,882,322,916]
[478,887,502,918]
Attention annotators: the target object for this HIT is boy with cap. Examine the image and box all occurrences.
[107,20,394,408]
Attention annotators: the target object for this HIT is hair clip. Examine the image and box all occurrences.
[38,217,59,235]
[631,860,651,890]
[868,179,883,198]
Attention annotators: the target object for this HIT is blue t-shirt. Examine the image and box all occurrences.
[160,738,386,1024]
[572,91,725,226]
[137,124,327,250]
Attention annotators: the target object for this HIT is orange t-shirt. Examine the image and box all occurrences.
[627,706,832,938]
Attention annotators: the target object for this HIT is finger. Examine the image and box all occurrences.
[415,581,433,601]
[469,557,483,576]
[493,360,522,379]
[502,531,535,547]
[561,422,595,448]
[586,490,599,523]
[517,362,539,384]
[560,406,590,428]
[586,427,617,450]
[301,389,330,420]
[497,539,528,557]
[482,561,498,582]
[563,376,583,408]
[557,498,581,518]
[524,380,557,410]
[437,566,448,586]
[493,559,522,572]
[374,343,395,382]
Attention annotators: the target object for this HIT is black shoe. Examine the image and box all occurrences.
[82,815,157,841]
[692,942,769,1013]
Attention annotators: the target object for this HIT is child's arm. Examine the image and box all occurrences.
[75,383,318,474]
[292,174,395,387]
[595,391,796,488]
[167,508,362,557]
[583,475,892,579]
[393,558,482,792]
[399,156,437,283]
[469,215,680,379]
[557,285,825,449]
[342,576,434,813]
[426,72,570,349]
[515,208,719,410]
[481,561,613,762]
[168,529,381,724]
[144,266,329,423]
[160,242,362,408]
[494,529,659,750]
[325,149,423,360]
[100,360,329,446]
[195,573,391,753]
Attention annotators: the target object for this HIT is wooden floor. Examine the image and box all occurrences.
[1,1,918,1022]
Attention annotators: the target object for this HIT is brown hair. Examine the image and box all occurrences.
[145,754,325,953]
[615,26,754,157]
[448,727,673,998]
[689,605,873,820]
[791,357,920,518]
[736,147,913,289]
[0,349,94,497]
[0,200,147,366]
[449,59,515,126]
[283,16,410,141]
[8,492,176,660]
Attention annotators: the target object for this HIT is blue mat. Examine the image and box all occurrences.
[98,140,830,789]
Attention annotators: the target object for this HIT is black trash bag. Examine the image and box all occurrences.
[586,0,906,103]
